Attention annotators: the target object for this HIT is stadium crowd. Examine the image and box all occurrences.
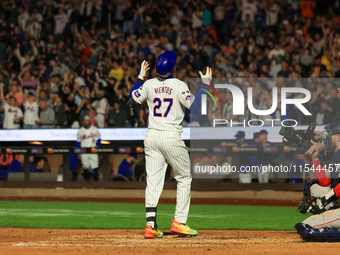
[0,0,340,129]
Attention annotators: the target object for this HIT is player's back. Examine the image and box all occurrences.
[142,77,193,132]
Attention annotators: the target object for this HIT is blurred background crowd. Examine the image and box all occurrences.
[0,0,340,129]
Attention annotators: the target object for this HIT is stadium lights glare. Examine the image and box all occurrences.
[28,141,43,145]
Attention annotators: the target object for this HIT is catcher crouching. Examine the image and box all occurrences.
[295,134,340,242]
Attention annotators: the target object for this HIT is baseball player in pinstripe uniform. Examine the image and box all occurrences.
[129,51,212,238]
[76,115,101,181]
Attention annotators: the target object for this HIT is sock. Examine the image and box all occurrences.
[146,207,157,229]
[71,172,78,181]
[83,169,91,181]
[93,168,99,181]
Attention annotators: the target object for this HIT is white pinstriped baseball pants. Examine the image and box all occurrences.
[144,129,192,224]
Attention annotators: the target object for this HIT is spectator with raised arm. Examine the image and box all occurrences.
[0,0,339,130]
[0,85,23,129]
[14,41,38,69]
[22,83,40,129]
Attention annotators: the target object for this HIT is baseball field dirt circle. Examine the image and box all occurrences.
[0,228,336,255]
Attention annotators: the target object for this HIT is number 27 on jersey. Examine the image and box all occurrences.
[153,98,173,117]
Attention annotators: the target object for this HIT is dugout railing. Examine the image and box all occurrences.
[0,145,305,191]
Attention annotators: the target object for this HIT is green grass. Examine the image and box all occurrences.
[0,201,308,230]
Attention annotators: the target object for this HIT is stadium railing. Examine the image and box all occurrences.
[0,145,304,191]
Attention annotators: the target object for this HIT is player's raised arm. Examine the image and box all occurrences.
[179,67,213,110]
[199,67,213,87]
[127,60,150,107]
[131,82,149,105]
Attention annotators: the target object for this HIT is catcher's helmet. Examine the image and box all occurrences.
[156,51,177,79]
[326,121,340,135]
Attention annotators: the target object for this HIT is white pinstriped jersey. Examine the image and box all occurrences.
[77,125,101,147]
[132,77,195,132]
[92,97,109,128]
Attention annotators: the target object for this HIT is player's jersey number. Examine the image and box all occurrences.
[153,98,173,117]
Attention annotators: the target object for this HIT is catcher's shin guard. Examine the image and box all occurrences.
[295,223,340,242]
[295,223,313,241]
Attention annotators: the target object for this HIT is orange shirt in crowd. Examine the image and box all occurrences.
[299,0,315,18]
[208,29,218,43]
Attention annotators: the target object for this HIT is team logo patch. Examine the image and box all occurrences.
[134,90,141,98]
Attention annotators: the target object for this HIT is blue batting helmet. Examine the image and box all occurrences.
[156,51,177,79]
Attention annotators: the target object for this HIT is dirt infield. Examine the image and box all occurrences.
[0,228,337,255]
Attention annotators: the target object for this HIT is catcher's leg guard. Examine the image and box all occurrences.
[295,223,312,241]
[295,223,340,242]
[321,228,340,242]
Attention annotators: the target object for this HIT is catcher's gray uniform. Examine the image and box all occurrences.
[132,77,194,226]
[303,184,340,229]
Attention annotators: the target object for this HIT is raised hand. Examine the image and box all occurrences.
[138,60,150,80]
[199,66,212,85]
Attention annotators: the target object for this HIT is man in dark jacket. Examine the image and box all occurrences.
[106,101,127,127]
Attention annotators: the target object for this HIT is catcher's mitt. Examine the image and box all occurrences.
[298,196,326,214]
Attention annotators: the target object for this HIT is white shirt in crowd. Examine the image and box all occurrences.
[242,1,257,21]
[77,125,101,148]
[18,12,30,31]
[269,48,285,60]
[54,13,68,34]
[315,112,325,125]
[3,104,23,129]
[92,97,109,128]
[24,101,39,125]
[266,3,279,26]
[80,1,93,16]
[31,13,43,23]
